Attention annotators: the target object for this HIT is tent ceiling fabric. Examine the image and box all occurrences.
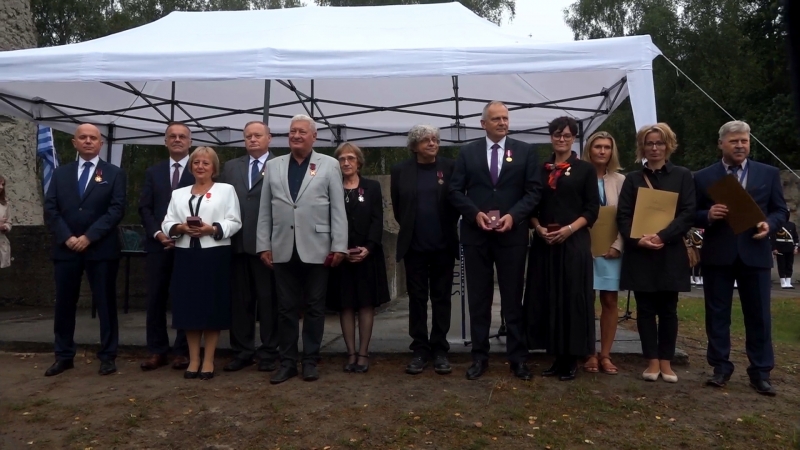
[0,3,662,147]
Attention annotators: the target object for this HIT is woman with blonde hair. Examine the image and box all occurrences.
[0,175,11,268]
[616,123,695,383]
[581,132,624,374]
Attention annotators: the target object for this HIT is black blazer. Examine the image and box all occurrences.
[44,159,127,261]
[617,162,695,292]
[390,157,459,262]
[449,137,542,246]
[346,177,384,251]
[138,159,195,253]
[219,153,276,255]
[694,160,788,269]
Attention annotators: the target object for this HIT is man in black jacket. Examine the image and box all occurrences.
[449,101,542,380]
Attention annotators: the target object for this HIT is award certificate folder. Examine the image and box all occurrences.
[706,174,766,234]
[630,187,678,238]
[590,206,619,257]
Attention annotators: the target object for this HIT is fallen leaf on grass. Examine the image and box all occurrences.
[350,438,357,442]
[532,427,540,430]
[413,416,420,421]
[669,418,676,422]
[22,412,30,415]
[129,398,136,403]
[776,435,782,439]
[528,420,535,425]
[585,440,594,445]
[526,434,534,437]
[491,437,497,441]
[323,447,331,450]
[737,418,743,422]
[474,422,482,428]
[454,413,461,417]
[656,416,661,420]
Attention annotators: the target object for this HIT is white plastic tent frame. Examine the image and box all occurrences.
[0,3,662,155]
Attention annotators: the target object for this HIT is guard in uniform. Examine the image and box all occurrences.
[688,228,704,286]
[771,221,798,289]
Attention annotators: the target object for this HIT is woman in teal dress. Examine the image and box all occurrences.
[581,132,625,375]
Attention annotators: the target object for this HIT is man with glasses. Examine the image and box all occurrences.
[449,101,542,380]
[694,120,787,396]
[138,122,194,371]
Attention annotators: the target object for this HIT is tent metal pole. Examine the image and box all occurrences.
[170,82,176,122]
[107,123,115,163]
[310,79,315,119]
[262,80,271,125]
[578,121,585,156]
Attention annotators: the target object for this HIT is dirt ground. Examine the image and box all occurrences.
[2,319,799,450]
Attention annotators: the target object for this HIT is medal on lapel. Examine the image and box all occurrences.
[358,187,365,203]
[565,167,572,177]
[437,170,444,185]
[94,168,103,183]
[505,149,513,163]
[205,192,212,202]
[309,163,317,177]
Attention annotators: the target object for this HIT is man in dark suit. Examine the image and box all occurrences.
[219,121,280,373]
[449,101,542,380]
[694,120,788,396]
[43,123,127,377]
[138,122,194,371]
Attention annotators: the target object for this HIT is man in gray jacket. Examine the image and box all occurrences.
[256,114,348,384]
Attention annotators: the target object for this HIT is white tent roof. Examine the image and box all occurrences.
[0,3,661,148]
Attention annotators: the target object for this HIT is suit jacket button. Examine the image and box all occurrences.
[294,205,297,209]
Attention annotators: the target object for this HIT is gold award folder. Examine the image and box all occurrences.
[590,206,619,257]
[630,187,679,238]
[706,174,766,234]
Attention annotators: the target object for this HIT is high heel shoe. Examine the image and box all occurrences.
[642,370,660,382]
[184,370,199,379]
[354,354,369,374]
[199,371,215,380]
[343,353,357,373]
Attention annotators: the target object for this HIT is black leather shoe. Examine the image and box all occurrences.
[405,356,427,375]
[184,370,199,379]
[223,358,254,372]
[749,379,777,396]
[433,355,452,375]
[44,359,74,377]
[559,365,578,381]
[258,359,278,372]
[99,360,117,376]
[354,355,369,374]
[510,362,532,381]
[302,364,319,381]
[706,373,731,388]
[270,365,298,384]
[466,360,488,380]
[542,361,561,377]
[199,371,215,381]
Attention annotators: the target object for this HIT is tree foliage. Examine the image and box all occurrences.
[565,0,797,170]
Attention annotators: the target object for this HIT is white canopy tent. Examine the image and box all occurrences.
[0,2,660,157]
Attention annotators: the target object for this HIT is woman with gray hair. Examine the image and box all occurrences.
[390,125,460,375]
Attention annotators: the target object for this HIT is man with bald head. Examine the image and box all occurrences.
[43,123,127,377]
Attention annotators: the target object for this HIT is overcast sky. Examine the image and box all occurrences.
[500,0,576,43]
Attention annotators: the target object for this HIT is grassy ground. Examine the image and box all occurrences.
[1,296,799,449]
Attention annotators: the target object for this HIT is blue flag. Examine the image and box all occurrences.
[36,125,59,195]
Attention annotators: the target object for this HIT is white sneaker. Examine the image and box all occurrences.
[734,281,738,289]
[781,278,788,288]
[690,277,697,285]
[787,278,795,289]
[697,277,703,286]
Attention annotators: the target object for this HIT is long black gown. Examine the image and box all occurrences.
[524,153,600,357]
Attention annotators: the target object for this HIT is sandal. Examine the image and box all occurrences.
[583,355,599,373]
[599,355,618,375]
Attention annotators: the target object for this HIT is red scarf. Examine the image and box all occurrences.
[544,162,570,189]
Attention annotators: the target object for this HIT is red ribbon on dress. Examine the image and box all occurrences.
[544,162,570,189]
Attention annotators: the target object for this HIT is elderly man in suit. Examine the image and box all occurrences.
[257,114,348,384]
[220,121,280,373]
[43,123,127,377]
[138,122,194,371]
[694,120,788,396]
[449,101,542,381]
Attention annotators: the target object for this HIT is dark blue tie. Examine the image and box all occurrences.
[250,160,260,190]
[78,161,93,197]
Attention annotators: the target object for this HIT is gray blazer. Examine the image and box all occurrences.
[256,150,348,264]
[219,153,275,255]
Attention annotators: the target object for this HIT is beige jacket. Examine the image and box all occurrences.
[0,202,11,268]
[601,172,625,252]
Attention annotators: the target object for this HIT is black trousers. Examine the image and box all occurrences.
[404,249,454,358]
[54,258,119,362]
[634,291,678,360]
[463,244,528,363]
[272,248,329,366]
[776,252,794,278]
[229,253,279,361]
[145,251,187,356]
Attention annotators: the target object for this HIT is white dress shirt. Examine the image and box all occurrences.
[486,136,507,178]
[722,158,749,188]
[248,152,269,189]
[76,155,101,191]
[170,154,190,183]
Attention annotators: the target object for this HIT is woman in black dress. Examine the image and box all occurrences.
[617,123,695,383]
[525,116,600,381]
[327,142,391,373]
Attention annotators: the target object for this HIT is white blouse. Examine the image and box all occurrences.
[162,182,242,249]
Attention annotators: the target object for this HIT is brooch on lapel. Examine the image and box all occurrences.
[309,163,317,177]
[437,170,444,185]
[565,167,572,177]
[94,169,103,183]
[505,149,513,163]
[358,187,365,203]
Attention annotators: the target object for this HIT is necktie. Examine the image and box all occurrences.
[78,161,93,197]
[251,160,260,189]
[490,144,500,185]
[171,162,181,190]
[729,165,743,185]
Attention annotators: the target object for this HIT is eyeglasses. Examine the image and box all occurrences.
[553,133,574,141]
[644,141,666,149]
[338,155,358,163]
